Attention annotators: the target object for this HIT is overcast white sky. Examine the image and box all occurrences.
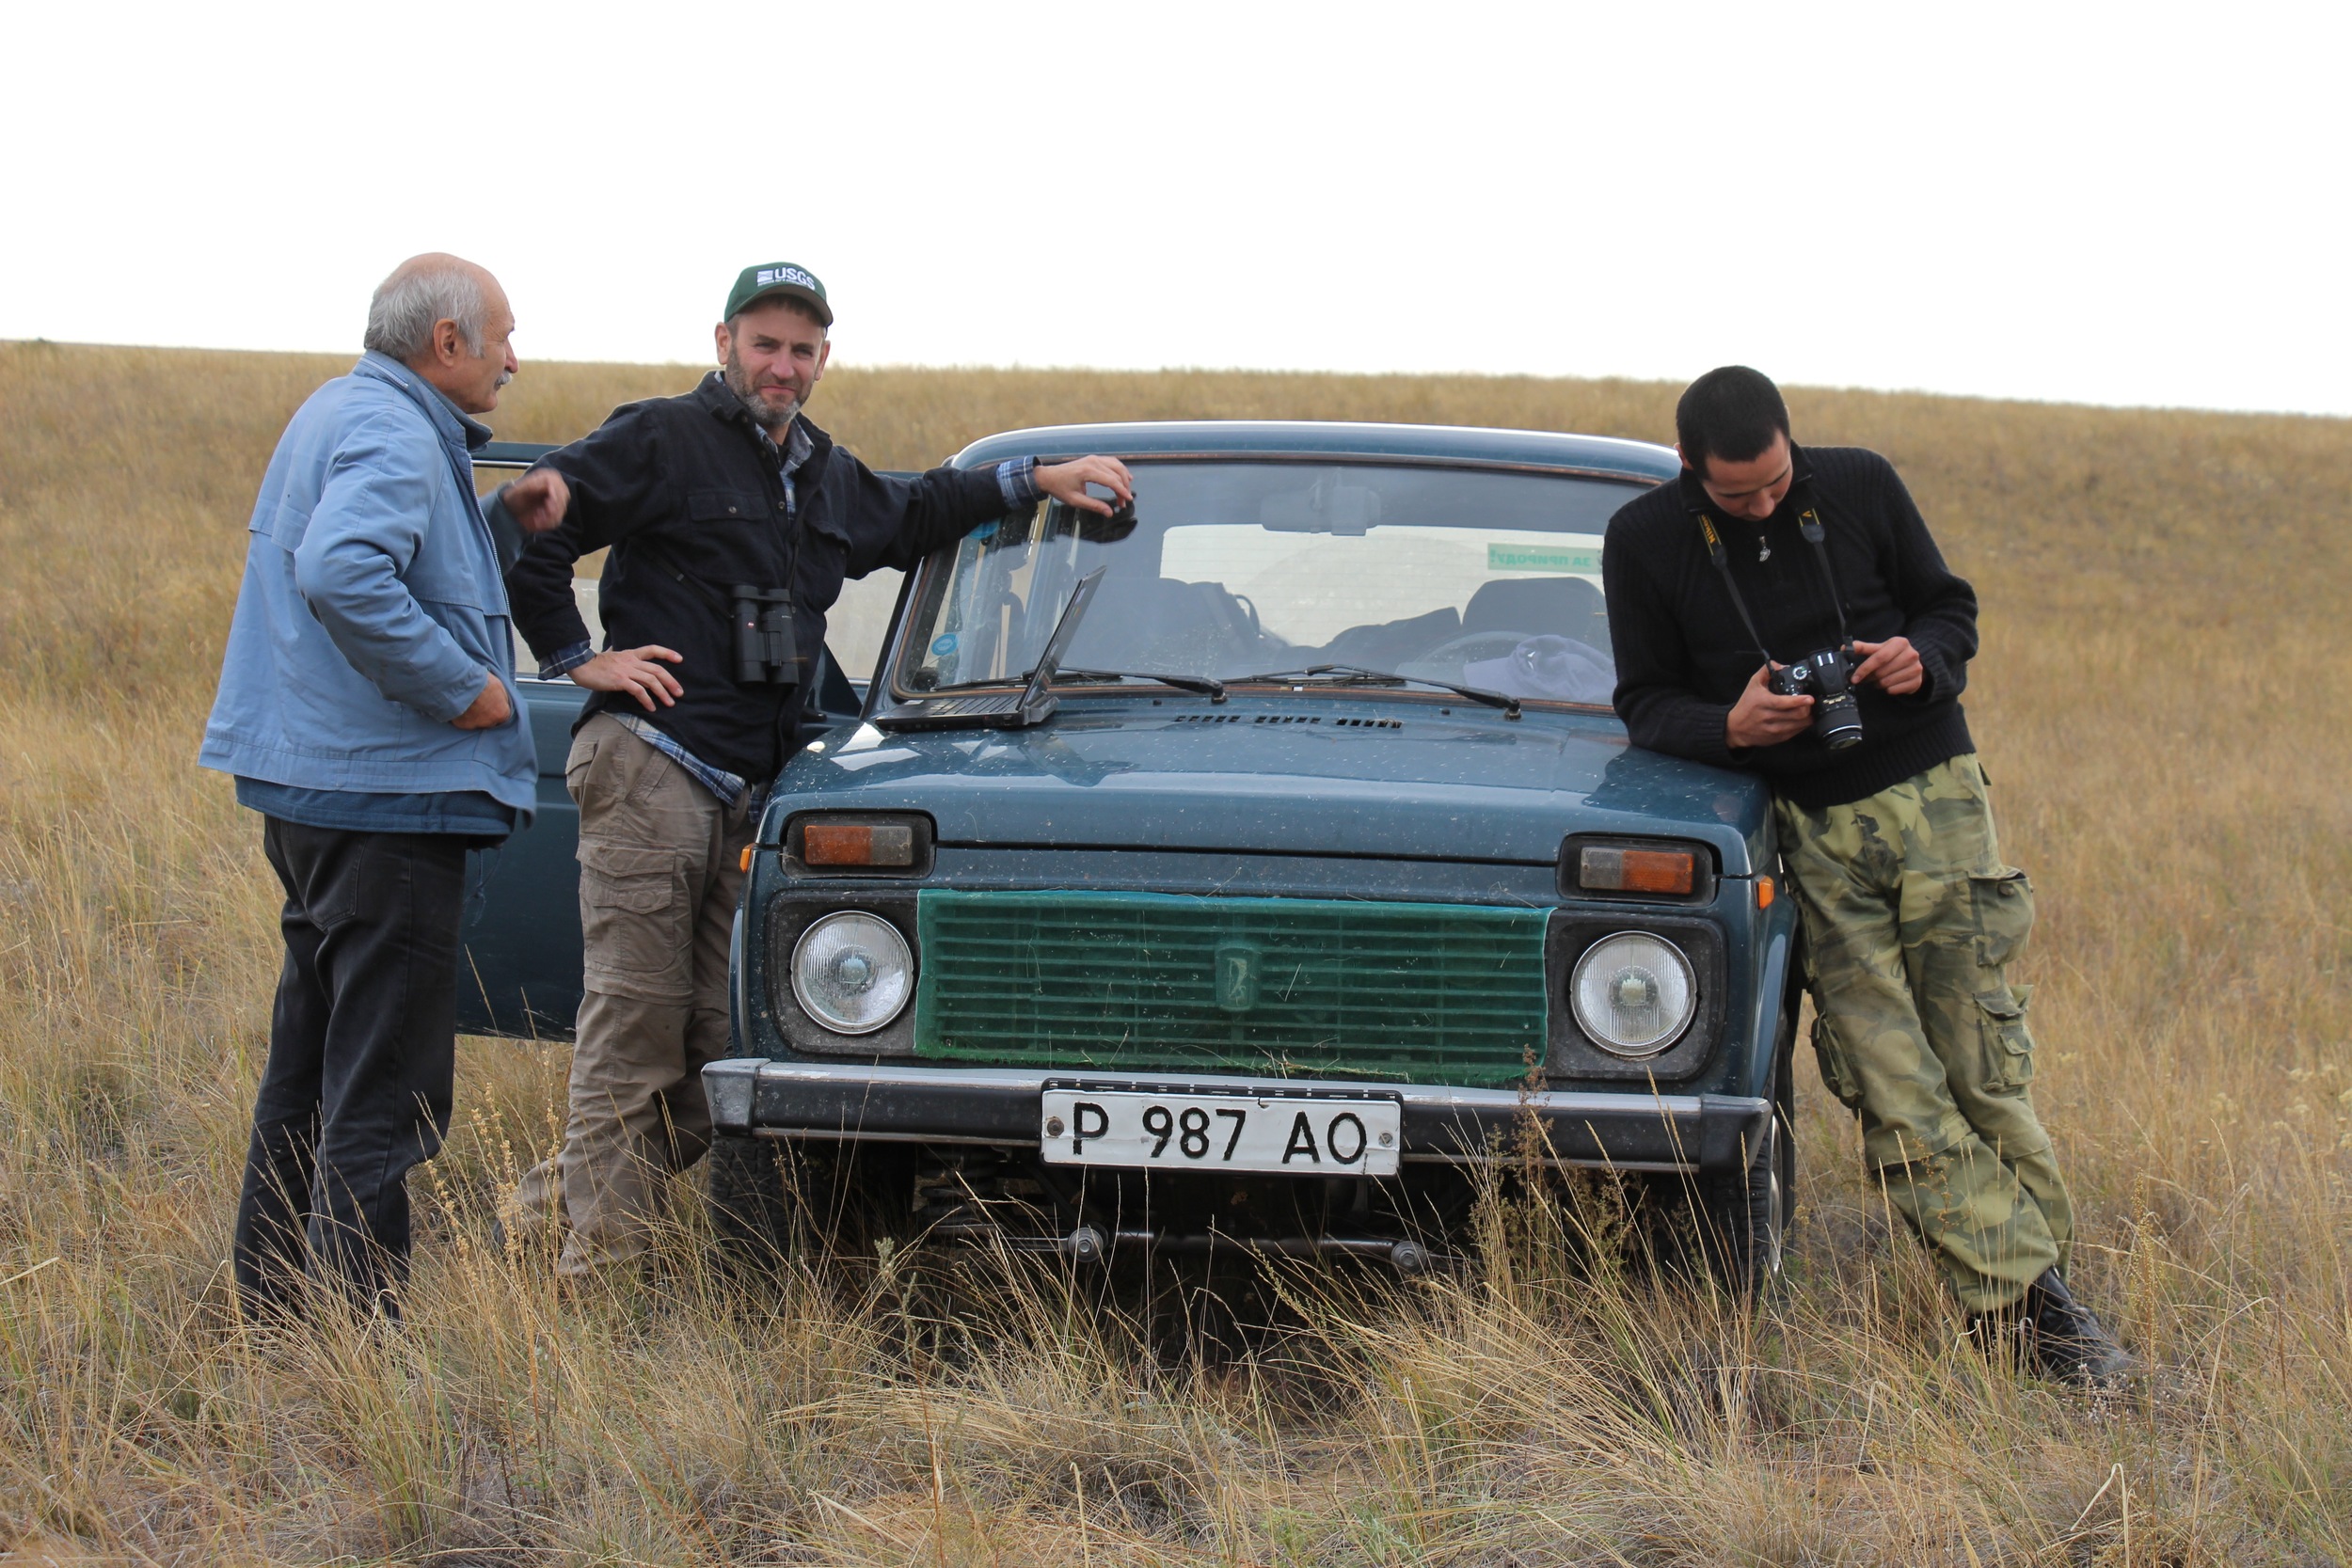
[5,0,2344,416]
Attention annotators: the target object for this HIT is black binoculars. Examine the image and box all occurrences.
[732,585,798,685]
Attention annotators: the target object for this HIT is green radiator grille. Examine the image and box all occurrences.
[913,890,1549,1086]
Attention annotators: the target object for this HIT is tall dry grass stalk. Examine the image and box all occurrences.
[2,339,2347,1563]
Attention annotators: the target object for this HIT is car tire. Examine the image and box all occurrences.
[706,1135,917,1275]
[706,1134,796,1276]
[1693,1008,1794,1300]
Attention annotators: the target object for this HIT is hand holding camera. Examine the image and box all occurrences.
[1726,663,1817,750]
[1697,500,1919,753]
[1849,635,1923,696]
[1725,635,1922,751]
[1769,643,1866,751]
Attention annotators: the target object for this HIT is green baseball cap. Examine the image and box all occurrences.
[723,261,832,327]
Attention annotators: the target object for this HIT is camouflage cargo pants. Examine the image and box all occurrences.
[1773,753,2072,1312]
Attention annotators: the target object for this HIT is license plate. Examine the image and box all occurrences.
[1040,1085,1402,1176]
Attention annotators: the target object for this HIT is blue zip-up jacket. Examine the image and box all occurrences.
[199,353,536,823]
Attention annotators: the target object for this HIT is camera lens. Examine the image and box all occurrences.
[1815,691,1865,751]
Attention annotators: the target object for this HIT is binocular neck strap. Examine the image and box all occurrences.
[1695,511,1779,670]
[1797,506,1852,644]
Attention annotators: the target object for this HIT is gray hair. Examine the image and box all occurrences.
[363,260,486,360]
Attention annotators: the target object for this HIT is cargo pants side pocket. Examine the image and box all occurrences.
[1967,866,2038,1093]
[1972,984,2036,1093]
[1810,1010,1867,1111]
[578,840,693,1001]
[1968,866,2035,967]
[564,722,603,805]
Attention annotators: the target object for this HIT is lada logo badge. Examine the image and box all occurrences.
[1214,941,1261,1014]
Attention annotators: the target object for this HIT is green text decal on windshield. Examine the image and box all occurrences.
[1487,544,1602,574]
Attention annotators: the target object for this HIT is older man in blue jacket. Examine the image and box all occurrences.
[200,253,566,1321]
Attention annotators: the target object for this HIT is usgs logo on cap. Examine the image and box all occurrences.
[758,266,816,290]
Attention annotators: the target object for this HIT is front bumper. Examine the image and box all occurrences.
[703,1058,1768,1174]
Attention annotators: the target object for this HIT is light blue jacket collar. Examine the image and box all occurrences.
[353,351,494,453]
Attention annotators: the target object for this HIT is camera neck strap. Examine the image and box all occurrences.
[1795,505,1852,645]
[1692,500,1854,669]
[1694,511,1781,669]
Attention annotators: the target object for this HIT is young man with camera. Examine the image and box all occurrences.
[1600,366,2130,1383]
[497,261,1133,1276]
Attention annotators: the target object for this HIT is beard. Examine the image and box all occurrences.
[723,350,800,433]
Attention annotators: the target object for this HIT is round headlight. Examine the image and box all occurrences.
[1570,932,1696,1057]
[790,911,914,1036]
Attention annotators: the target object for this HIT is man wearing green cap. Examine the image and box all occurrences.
[499,262,1135,1275]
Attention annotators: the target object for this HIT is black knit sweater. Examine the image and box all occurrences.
[1600,444,1979,810]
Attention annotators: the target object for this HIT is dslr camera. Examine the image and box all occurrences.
[1771,644,1865,751]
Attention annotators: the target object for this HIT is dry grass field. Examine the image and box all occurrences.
[2,338,2348,1565]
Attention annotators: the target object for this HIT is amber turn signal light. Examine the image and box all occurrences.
[739,846,755,873]
[1578,845,1697,896]
[802,822,917,868]
[784,813,934,877]
[1756,875,1774,909]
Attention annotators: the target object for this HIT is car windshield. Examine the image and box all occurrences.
[890,460,1644,706]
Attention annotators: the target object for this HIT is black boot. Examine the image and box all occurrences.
[2020,1270,2136,1386]
[1963,1302,2028,1370]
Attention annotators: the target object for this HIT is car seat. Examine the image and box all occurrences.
[1461,577,1609,649]
[1063,576,1256,673]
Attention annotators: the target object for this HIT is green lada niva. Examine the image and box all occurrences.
[461,420,1800,1289]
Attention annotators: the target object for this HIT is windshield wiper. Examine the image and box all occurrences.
[1055,668,1228,702]
[1230,663,1522,720]
[927,667,1225,701]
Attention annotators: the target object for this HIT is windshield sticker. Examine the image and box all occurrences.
[930,633,959,656]
[1488,543,1601,574]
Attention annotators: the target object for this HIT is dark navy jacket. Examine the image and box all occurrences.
[1601,444,1979,810]
[507,374,1011,781]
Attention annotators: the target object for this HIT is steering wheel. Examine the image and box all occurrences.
[1182,581,1262,658]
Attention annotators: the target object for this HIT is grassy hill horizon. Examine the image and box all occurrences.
[3,340,2347,1562]
[20,335,2352,426]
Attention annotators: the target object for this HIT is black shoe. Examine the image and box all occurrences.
[2020,1270,2136,1386]
[1963,1303,2028,1370]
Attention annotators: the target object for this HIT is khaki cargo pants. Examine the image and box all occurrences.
[511,714,755,1275]
[1774,753,2073,1313]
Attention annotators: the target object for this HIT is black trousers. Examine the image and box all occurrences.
[233,817,469,1320]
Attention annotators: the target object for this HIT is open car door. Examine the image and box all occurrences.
[455,439,872,1039]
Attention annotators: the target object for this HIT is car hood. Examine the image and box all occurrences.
[777,698,1770,875]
